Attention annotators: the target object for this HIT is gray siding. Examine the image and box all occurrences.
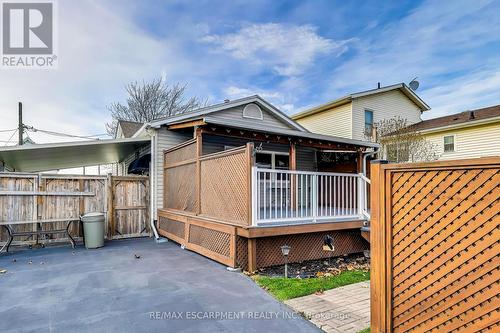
[296,147,317,171]
[201,135,316,171]
[208,104,296,130]
[155,128,193,212]
[118,145,150,176]
[202,135,288,155]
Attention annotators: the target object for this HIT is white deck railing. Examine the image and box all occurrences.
[251,167,370,225]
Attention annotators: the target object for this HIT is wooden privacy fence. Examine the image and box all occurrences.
[161,139,253,266]
[163,138,253,224]
[0,173,149,246]
[370,158,500,333]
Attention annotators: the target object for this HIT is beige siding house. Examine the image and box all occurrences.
[292,83,430,141]
[412,105,500,160]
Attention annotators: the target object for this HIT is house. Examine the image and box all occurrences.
[413,104,500,160]
[291,83,430,141]
[130,95,379,271]
[0,95,379,270]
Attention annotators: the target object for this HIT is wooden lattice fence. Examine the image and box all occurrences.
[160,141,253,266]
[370,157,500,333]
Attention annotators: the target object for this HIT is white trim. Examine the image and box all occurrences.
[242,103,263,120]
[0,137,150,152]
[443,134,456,153]
[149,95,306,131]
[255,150,289,169]
[292,83,430,120]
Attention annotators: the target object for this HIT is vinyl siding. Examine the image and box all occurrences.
[208,104,296,130]
[202,135,288,155]
[296,147,317,171]
[118,145,150,176]
[423,122,500,160]
[155,128,193,211]
[351,90,422,141]
[201,135,316,171]
[296,102,352,138]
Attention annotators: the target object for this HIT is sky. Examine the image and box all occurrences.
[1,0,499,145]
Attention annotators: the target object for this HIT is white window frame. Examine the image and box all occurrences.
[443,135,456,153]
[242,103,264,120]
[256,150,289,169]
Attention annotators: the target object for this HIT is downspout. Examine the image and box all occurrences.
[149,128,160,240]
[362,147,380,176]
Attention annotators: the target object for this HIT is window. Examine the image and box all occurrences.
[242,103,263,120]
[255,151,289,170]
[444,135,455,152]
[364,110,374,137]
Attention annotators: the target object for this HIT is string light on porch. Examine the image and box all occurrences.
[281,245,291,278]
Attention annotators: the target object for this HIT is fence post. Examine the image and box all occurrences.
[106,174,114,239]
[370,159,388,333]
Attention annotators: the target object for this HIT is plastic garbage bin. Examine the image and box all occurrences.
[81,212,105,249]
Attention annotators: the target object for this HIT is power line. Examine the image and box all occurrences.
[25,126,110,140]
[0,128,16,133]
[4,129,18,146]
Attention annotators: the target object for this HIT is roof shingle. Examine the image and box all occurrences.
[117,120,144,138]
[411,105,500,132]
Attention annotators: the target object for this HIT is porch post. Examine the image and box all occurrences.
[195,127,203,215]
[246,142,256,226]
[357,149,364,173]
[289,143,297,170]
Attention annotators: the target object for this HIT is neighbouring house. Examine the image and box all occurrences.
[115,120,145,139]
[411,104,500,160]
[291,83,430,141]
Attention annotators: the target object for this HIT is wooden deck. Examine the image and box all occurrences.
[159,133,370,270]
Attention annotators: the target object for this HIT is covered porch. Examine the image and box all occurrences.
[157,122,376,270]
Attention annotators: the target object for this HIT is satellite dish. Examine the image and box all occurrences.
[409,78,419,91]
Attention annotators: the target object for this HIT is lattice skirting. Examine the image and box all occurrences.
[158,210,238,267]
[254,230,368,268]
[158,210,368,270]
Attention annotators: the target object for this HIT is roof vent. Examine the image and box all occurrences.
[243,103,263,120]
[469,111,475,120]
[224,99,230,103]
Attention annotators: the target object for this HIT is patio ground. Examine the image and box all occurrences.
[0,238,318,333]
[285,281,370,333]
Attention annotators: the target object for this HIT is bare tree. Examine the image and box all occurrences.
[106,77,208,135]
[366,117,439,163]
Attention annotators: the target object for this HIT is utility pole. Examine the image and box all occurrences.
[18,102,23,145]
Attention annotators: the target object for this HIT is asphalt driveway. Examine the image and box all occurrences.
[0,238,318,333]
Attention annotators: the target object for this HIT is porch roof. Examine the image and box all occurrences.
[202,117,380,149]
[0,137,150,172]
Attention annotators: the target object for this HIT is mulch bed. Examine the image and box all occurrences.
[255,252,370,278]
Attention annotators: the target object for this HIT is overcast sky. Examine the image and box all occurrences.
[1,0,499,145]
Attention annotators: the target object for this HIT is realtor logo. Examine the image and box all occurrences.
[1,1,57,68]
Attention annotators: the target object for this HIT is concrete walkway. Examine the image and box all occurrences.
[285,281,370,333]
